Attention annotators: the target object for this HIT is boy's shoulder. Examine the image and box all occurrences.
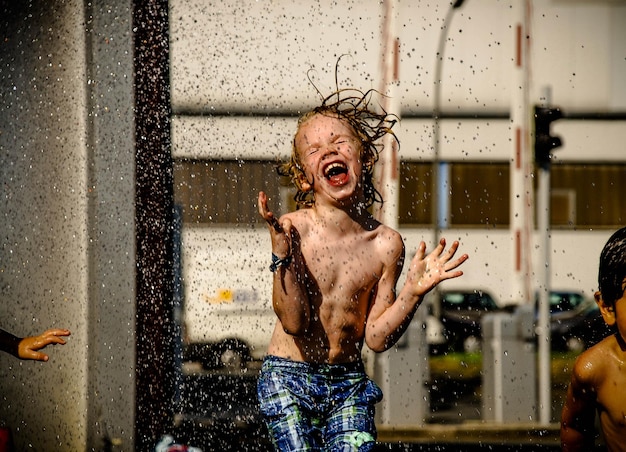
[368,221,405,262]
[281,207,312,223]
[281,208,306,217]
[373,221,402,241]
[573,333,618,385]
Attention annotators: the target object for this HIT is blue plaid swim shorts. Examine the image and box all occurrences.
[257,355,383,452]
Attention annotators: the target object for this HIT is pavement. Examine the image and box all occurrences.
[377,423,561,450]
[170,364,586,451]
[171,419,566,451]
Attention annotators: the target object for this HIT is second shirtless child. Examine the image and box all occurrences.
[257,88,468,451]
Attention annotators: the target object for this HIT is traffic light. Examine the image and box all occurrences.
[534,106,563,167]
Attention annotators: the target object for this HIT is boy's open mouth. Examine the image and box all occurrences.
[324,162,349,185]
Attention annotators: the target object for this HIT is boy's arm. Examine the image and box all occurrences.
[365,236,468,352]
[560,357,598,451]
[270,242,310,336]
[363,237,407,352]
[0,328,22,358]
[258,191,310,335]
[17,329,71,361]
[1,328,70,361]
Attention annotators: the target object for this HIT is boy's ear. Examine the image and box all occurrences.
[297,173,312,193]
[596,291,616,326]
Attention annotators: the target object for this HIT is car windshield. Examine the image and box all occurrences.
[549,292,586,312]
[442,291,499,311]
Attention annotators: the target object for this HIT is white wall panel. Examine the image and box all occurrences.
[169,0,383,113]
[170,0,626,115]
[171,115,297,160]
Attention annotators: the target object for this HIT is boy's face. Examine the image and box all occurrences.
[294,113,363,205]
[596,279,626,340]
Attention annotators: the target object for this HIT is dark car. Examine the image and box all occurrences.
[544,291,613,352]
[431,289,503,353]
[429,289,613,355]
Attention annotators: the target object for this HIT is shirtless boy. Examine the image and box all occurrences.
[561,226,626,451]
[257,89,468,451]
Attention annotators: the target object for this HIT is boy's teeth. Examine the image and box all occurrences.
[325,163,345,177]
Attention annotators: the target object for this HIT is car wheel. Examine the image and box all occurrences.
[218,338,252,369]
[463,335,481,354]
[195,338,252,370]
[565,336,585,353]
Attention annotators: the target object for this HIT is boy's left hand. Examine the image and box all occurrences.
[405,238,468,297]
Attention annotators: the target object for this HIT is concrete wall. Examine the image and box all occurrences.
[0,1,136,450]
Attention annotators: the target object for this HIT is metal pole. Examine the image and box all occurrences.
[376,0,400,229]
[432,0,465,319]
[537,87,553,426]
[510,0,533,308]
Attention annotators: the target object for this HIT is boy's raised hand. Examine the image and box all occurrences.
[405,238,468,297]
[258,191,291,258]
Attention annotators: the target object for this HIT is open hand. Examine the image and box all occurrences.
[18,328,71,362]
[258,191,292,258]
[405,238,468,297]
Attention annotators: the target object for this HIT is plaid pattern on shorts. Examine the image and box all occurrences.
[257,355,383,452]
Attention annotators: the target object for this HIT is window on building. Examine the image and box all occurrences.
[448,162,510,228]
[399,161,510,228]
[174,159,624,229]
[173,159,287,225]
[398,161,433,226]
[548,163,625,228]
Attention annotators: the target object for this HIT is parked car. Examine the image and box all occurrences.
[426,289,613,355]
[426,289,504,354]
[543,291,613,352]
[424,314,448,355]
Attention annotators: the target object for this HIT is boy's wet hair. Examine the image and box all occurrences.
[278,88,398,208]
[598,226,626,306]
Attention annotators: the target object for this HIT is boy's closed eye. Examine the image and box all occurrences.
[306,139,355,156]
[306,147,321,157]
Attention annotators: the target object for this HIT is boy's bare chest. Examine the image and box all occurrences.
[597,367,626,427]
[300,233,382,292]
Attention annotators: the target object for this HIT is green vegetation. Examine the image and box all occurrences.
[430,351,578,383]
[429,352,483,380]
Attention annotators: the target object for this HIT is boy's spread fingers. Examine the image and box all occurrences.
[431,238,448,257]
[415,241,426,259]
[445,241,461,259]
[446,255,468,271]
[258,191,282,232]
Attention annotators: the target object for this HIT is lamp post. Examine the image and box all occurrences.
[431,0,465,319]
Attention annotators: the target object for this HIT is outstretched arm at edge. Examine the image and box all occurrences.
[1,328,70,361]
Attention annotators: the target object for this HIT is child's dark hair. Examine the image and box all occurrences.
[278,88,398,208]
[598,226,626,306]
